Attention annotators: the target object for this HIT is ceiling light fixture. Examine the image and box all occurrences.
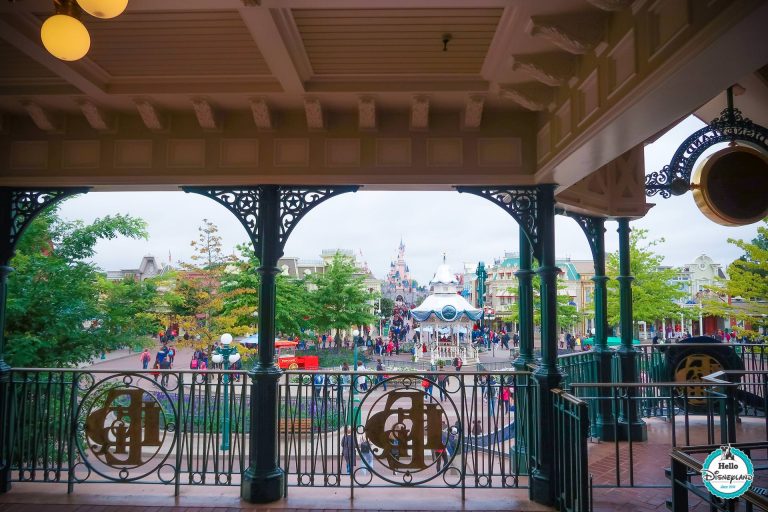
[41,0,90,61]
[76,0,128,20]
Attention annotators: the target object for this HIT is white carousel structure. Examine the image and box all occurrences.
[411,260,483,366]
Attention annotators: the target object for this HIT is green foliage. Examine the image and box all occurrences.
[6,208,148,367]
[606,228,684,325]
[307,252,376,333]
[98,276,162,345]
[379,297,395,318]
[703,219,768,338]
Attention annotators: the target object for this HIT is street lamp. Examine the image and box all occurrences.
[350,328,361,427]
[476,262,488,347]
[211,333,241,451]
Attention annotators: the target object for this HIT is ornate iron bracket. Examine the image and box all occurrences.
[457,186,544,261]
[183,186,358,257]
[0,187,90,265]
[556,208,606,270]
[645,89,768,198]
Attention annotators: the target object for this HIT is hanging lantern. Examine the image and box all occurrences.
[76,0,128,19]
[41,2,90,62]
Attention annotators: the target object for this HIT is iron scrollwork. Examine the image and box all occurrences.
[457,186,541,259]
[278,187,358,252]
[645,106,768,198]
[182,187,260,249]
[556,208,605,269]
[1,187,89,264]
[184,186,358,256]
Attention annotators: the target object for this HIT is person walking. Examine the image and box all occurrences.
[341,426,356,474]
[437,373,448,401]
[139,348,151,369]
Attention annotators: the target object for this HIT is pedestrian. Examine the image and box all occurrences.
[159,357,171,387]
[437,373,448,401]
[190,356,199,369]
[376,358,386,390]
[500,385,511,414]
[341,426,356,474]
[453,356,463,372]
[151,362,160,382]
[359,439,374,477]
[167,345,176,364]
[139,348,151,369]
[356,361,368,391]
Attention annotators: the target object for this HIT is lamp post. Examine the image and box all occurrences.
[476,261,487,347]
[211,333,241,451]
[349,328,361,428]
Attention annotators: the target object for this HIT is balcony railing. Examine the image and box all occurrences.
[3,368,534,499]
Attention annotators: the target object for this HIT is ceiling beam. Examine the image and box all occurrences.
[250,98,272,130]
[134,99,165,131]
[0,13,111,102]
[238,7,309,93]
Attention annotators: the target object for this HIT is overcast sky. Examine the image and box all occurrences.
[56,115,761,285]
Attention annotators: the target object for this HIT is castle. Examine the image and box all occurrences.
[383,239,426,305]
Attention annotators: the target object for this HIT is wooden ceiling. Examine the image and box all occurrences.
[0,0,766,209]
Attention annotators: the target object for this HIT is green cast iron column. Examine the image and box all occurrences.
[616,218,647,441]
[512,230,534,473]
[513,230,534,371]
[530,184,562,506]
[242,185,285,502]
[591,219,616,440]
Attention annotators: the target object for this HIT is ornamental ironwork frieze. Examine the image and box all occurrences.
[0,187,89,264]
[645,106,768,198]
[556,208,606,270]
[457,186,542,260]
[278,187,358,251]
[184,186,358,258]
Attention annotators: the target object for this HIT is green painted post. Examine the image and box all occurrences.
[616,218,647,441]
[530,184,562,506]
[513,230,534,473]
[591,219,616,440]
[241,185,285,503]
[513,231,534,371]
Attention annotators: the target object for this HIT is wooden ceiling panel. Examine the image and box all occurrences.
[294,8,502,75]
[83,11,272,78]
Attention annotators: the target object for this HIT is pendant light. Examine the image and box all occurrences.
[41,0,90,61]
[76,0,128,20]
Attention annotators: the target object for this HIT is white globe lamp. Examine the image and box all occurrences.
[41,13,90,61]
[220,333,233,345]
[76,0,129,19]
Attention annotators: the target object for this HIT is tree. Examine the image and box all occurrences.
[98,276,162,347]
[308,252,375,335]
[218,246,315,338]
[379,297,395,319]
[606,228,684,327]
[6,208,148,367]
[703,219,768,338]
[168,220,238,352]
